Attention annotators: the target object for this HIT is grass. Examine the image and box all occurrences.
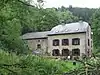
[40,56,82,73]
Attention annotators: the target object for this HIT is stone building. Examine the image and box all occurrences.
[22,21,92,57]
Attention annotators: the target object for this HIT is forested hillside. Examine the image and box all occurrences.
[57,6,96,22]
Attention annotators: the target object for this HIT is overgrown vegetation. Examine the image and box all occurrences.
[64,56,100,75]
[0,50,80,75]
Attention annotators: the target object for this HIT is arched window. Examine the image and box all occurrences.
[53,39,59,46]
[72,48,80,56]
[62,39,69,45]
[52,49,60,56]
[72,38,80,45]
[62,49,69,56]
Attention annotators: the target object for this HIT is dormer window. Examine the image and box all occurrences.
[53,39,59,46]
[72,38,80,45]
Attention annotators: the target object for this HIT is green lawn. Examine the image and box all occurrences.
[43,58,82,73]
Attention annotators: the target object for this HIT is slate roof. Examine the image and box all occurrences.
[22,21,89,39]
[22,31,49,40]
[48,21,89,35]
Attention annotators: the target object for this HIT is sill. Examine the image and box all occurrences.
[72,44,80,45]
[62,45,69,46]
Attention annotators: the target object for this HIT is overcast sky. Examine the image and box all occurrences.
[43,0,100,8]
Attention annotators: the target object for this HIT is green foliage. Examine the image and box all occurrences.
[0,50,80,75]
[0,0,29,54]
[58,6,96,22]
[91,9,100,52]
[27,8,59,32]
[64,57,100,75]
[21,7,78,33]
[57,10,78,23]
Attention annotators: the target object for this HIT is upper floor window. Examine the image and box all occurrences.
[37,44,41,49]
[53,39,59,46]
[62,39,69,45]
[72,38,80,45]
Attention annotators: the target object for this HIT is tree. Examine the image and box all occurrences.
[91,9,100,52]
[56,10,79,23]
[57,6,96,22]
[0,0,32,54]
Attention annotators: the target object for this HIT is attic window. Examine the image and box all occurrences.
[76,28,79,31]
[55,31,59,33]
[65,29,68,32]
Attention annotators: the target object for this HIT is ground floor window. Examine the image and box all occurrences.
[72,48,80,56]
[62,49,69,56]
[52,49,60,56]
[87,49,90,56]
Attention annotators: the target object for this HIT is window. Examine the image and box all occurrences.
[87,49,90,56]
[91,40,92,47]
[62,49,69,56]
[88,39,90,46]
[72,49,80,56]
[52,49,60,56]
[53,39,59,46]
[37,40,40,42]
[62,39,69,45]
[72,38,80,45]
[37,44,41,49]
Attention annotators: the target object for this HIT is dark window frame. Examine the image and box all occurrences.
[72,48,80,56]
[62,49,69,56]
[52,49,60,56]
[88,39,90,46]
[62,39,69,46]
[37,44,41,49]
[72,38,80,45]
[53,39,59,46]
